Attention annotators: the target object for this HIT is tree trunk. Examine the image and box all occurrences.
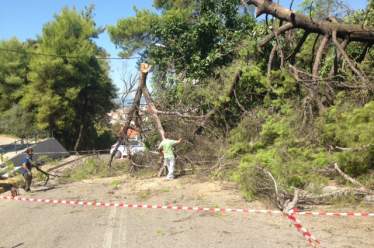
[141,84,166,140]
[74,124,84,152]
[108,64,150,167]
[244,0,374,43]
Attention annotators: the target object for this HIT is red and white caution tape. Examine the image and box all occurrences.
[1,195,372,217]
[0,195,284,214]
[295,210,374,217]
[287,210,320,247]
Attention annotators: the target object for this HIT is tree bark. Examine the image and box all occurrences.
[259,23,294,47]
[141,84,166,140]
[312,35,330,80]
[286,31,309,64]
[356,43,372,63]
[74,124,84,152]
[332,31,368,83]
[329,38,349,77]
[268,45,277,78]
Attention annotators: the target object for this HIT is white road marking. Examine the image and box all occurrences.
[117,207,126,247]
[103,207,117,248]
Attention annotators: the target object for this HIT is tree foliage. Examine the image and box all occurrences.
[0,38,31,112]
[109,0,255,78]
[0,7,116,149]
[109,0,374,200]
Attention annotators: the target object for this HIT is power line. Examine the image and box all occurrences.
[0,48,140,60]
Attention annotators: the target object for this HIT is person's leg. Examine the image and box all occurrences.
[166,158,175,179]
[22,173,28,190]
[164,158,170,179]
[163,158,168,176]
[24,173,32,192]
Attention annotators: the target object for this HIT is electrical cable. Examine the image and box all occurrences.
[0,47,140,60]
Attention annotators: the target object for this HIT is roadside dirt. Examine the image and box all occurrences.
[0,135,18,145]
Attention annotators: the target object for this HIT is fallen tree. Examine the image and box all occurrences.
[108,63,208,170]
[243,0,374,77]
[242,0,374,116]
[245,0,374,43]
[250,164,373,210]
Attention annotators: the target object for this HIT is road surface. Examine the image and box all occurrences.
[0,176,373,248]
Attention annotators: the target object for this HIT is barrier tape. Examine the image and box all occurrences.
[295,210,374,217]
[1,195,372,217]
[0,195,283,214]
[287,210,320,247]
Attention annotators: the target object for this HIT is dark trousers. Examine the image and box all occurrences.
[22,173,32,191]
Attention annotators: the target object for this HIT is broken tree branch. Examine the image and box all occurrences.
[334,163,368,191]
[141,86,166,140]
[233,88,248,113]
[312,35,330,80]
[283,189,299,213]
[332,31,368,83]
[268,44,277,78]
[274,30,285,68]
[244,0,374,43]
[259,22,294,47]
[334,145,371,151]
[356,43,372,63]
[329,38,350,77]
[310,34,321,72]
[149,110,205,119]
[263,168,283,209]
[286,31,309,64]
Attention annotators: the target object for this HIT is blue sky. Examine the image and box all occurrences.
[0,0,369,92]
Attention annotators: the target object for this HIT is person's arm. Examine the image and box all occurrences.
[158,141,165,156]
[22,161,31,175]
[158,141,163,152]
[169,139,181,146]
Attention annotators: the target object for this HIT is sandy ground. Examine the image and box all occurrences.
[0,172,373,248]
[0,135,18,146]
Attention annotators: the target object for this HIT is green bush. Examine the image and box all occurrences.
[229,99,374,200]
[229,104,332,199]
[320,100,374,177]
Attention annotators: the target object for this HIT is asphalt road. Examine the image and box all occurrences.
[0,201,306,248]
[0,177,373,248]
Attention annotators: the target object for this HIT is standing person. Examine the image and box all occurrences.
[19,148,34,192]
[158,137,182,180]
